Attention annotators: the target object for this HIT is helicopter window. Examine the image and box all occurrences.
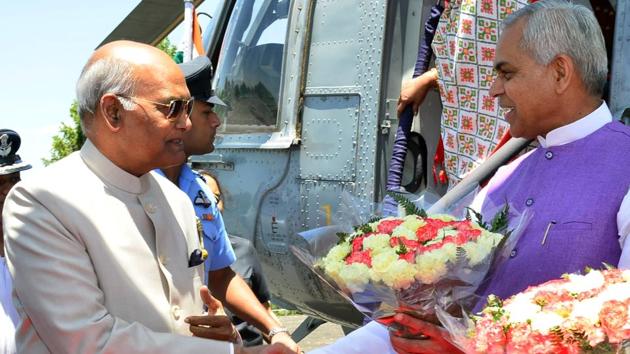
[213,0,290,134]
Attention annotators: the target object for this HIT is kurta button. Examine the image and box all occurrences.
[172,305,181,320]
[145,203,157,214]
[158,255,167,266]
[545,151,553,160]
[510,249,517,258]
[525,198,534,206]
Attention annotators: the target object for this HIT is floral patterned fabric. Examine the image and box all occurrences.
[432,0,530,186]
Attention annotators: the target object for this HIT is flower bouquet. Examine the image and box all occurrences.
[442,268,630,353]
[292,192,529,326]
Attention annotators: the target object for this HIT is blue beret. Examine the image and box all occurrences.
[178,56,226,106]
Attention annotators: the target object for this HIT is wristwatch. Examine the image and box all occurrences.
[267,327,290,339]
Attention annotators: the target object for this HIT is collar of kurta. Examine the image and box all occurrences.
[152,164,196,192]
[80,139,150,195]
[537,101,612,148]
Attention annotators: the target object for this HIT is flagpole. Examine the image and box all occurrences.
[182,0,194,63]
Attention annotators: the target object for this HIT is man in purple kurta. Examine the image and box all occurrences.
[474,112,630,303]
[386,1,630,353]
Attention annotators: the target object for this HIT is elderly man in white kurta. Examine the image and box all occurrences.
[2,41,290,354]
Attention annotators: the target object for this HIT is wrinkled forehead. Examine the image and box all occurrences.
[91,41,189,98]
[494,21,527,69]
[133,61,190,99]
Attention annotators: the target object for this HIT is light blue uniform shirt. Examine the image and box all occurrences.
[155,165,236,283]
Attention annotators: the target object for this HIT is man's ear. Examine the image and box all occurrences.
[99,93,123,131]
[550,54,574,94]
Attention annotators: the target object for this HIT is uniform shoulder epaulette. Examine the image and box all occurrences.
[193,169,207,183]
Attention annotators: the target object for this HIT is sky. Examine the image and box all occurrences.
[0,0,218,171]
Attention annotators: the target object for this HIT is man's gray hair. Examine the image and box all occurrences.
[75,57,137,121]
[503,0,607,96]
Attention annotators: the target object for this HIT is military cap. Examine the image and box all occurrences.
[0,129,32,175]
[178,56,226,106]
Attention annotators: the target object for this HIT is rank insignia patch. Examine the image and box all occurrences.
[194,190,212,208]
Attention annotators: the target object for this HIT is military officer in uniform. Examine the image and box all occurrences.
[158,56,299,352]
[0,129,31,354]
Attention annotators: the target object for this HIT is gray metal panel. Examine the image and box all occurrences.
[299,95,360,181]
[303,0,388,202]
[610,0,630,121]
[305,1,364,87]
[192,149,292,243]
[277,0,313,143]
[99,0,205,47]
[299,180,356,230]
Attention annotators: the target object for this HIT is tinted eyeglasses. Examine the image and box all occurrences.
[117,95,194,121]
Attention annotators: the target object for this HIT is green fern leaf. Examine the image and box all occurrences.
[387,192,427,217]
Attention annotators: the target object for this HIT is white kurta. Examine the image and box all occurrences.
[3,140,232,353]
[308,321,395,354]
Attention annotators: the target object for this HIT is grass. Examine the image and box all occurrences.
[270,302,302,316]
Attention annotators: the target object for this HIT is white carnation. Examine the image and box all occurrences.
[594,282,630,303]
[325,243,351,262]
[504,292,539,323]
[462,233,496,266]
[564,271,605,294]
[381,259,418,290]
[363,234,392,255]
[570,296,603,323]
[322,260,345,285]
[415,250,449,284]
[440,242,458,261]
[371,249,400,282]
[339,263,371,293]
[529,311,565,334]
[430,214,457,222]
[566,274,629,322]
[392,225,417,240]
[400,216,426,232]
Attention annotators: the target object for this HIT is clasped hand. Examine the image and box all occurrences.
[185,286,241,344]
[186,286,297,354]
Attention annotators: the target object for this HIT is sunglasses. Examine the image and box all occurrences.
[117,95,194,121]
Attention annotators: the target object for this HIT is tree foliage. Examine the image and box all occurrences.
[42,101,86,166]
[157,37,179,62]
